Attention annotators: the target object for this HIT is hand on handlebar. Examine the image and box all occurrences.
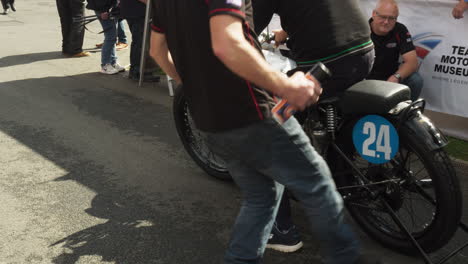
[272,29,288,47]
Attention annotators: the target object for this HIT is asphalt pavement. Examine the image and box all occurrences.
[0,1,467,264]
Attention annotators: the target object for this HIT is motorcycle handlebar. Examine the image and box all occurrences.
[271,62,332,123]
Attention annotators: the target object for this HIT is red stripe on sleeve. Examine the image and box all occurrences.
[209,8,245,17]
[151,24,165,33]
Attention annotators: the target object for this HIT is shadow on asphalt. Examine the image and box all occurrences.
[0,73,466,264]
[0,51,71,68]
[0,73,239,264]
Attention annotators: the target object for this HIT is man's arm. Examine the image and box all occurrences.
[210,14,321,110]
[387,50,418,83]
[149,31,182,84]
[453,0,468,19]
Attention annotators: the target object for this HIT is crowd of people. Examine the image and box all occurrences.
[55,0,160,81]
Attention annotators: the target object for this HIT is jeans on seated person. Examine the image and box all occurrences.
[401,72,423,101]
[205,117,360,264]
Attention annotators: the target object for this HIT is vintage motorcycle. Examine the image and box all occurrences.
[172,54,462,257]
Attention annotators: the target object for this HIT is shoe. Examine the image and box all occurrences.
[112,62,126,72]
[67,51,91,58]
[3,9,8,14]
[10,3,15,11]
[95,43,103,48]
[266,224,303,253]
[100,64,120,75]
[354,254,384,264]
[128,72,161,82]
[116,42,129,50]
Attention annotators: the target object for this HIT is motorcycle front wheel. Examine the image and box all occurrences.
[172,86,232,181]
[332,120,463,255]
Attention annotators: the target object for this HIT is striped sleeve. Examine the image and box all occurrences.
[208,0,246,20]
[151,0,165,33]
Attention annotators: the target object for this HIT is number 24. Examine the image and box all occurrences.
[362,122,392,160]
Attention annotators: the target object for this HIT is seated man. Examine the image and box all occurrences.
[367,0,423,101]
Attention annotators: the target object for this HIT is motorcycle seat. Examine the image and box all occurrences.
[340,80,411,115]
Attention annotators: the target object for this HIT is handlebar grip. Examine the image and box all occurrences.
[305,62,332,83]
[271,62,332,123]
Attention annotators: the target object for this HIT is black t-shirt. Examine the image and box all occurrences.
[120,0,145,19]
[252,0,372,65]
[367,20,416,80]
[151,0,275,132]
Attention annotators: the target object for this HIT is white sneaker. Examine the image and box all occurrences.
[112,62,126,72]
[100,64,119,75]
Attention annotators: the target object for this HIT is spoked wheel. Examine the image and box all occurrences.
[333,127,462,255]
[173,86,231,181]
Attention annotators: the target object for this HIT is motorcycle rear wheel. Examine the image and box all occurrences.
[173,87,232,181]
[333,123,462,254]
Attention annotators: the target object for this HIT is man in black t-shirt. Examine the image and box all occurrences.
[149,1,374,264]
[253,0,375,99]
[251,0,376,254]
[367,0,423,101]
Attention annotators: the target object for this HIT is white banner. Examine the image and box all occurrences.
[360,0,468,118]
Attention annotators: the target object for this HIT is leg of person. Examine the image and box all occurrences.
[225,160,284,264]
[97,13,119,73]
[126,17,144,79]
[8,0,14,11]
[205,118,361,264]
[117,19,129,49]
[1,0,8,13]
[262,118,361,264]
[56,0,72,54]
[402,72,423,101]
[267,191,303,253]
[67,0,88,57]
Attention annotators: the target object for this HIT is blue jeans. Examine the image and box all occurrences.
[205,117,360,264]
[402,72,423,101]
[117,19,127,44]
[96,12,118,66]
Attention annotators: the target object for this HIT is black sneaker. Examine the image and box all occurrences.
[266,224,303,253]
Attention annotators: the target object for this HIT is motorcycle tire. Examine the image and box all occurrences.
[172,86,232,181]
[332,119,463,255]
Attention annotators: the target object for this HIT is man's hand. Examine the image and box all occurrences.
[273,29,288,47]
[280,71,322,111]
[100,12,109,20]
[387,75,400,83]
[453,1,468,19]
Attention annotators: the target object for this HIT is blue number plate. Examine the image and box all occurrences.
[352,115,399,164]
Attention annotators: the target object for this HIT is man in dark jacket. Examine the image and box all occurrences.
[120,0,159,81]
[56,0,89,57]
